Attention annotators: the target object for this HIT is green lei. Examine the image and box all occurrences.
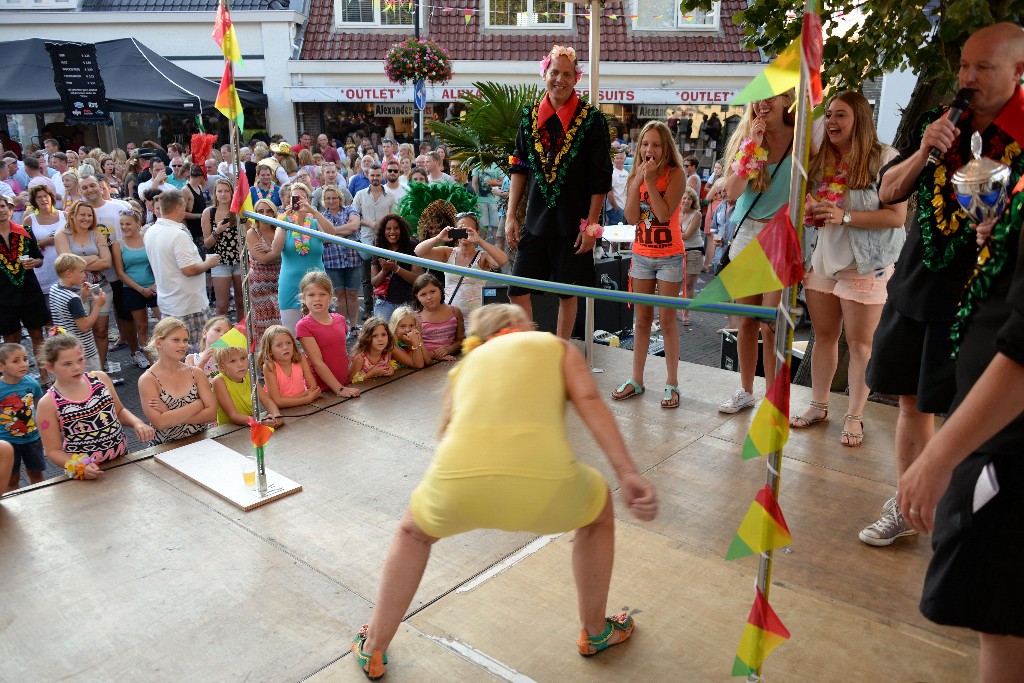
[949,173,1024,357]
[523,99,599,209]
[0,226,29,288]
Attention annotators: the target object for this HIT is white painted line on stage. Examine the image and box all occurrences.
[456,534,562,593]
[410,627,536,683]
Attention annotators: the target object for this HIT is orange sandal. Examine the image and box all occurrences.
[352,625,388,680]
[577,612,635,656]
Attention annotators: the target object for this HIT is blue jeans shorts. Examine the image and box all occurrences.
[327,266,361,291]
[11,439,46,475]
[630,252,684,282]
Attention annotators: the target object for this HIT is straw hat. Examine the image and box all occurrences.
[270,141,295,157]
[256,157,281,173]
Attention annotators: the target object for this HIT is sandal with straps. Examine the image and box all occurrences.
[612,379,645,401]
[661,385,680,409]
[352,624,388,680]
[790,400,829,428]
[577,612,635,657]
[841,414,864,448]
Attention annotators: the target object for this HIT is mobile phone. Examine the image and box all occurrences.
[220,217,233,226]
[291,196,300,211]
[448,228,468,240]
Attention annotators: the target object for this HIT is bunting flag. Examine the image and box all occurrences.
[694,205,803,304]
[215,62,244,130]
[733,587,791,676]
[741,364,791,461]
[726,485,793,560]
[802,0,823,105]
[231,169,254,215]
[463,8,472,23]
[248,417,274,448]
[212,2,244,67]
[211,327,248,349]
[730,37,801,106]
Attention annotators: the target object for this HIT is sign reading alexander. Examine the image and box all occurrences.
[44,42,112,126]
[289,86,740,106]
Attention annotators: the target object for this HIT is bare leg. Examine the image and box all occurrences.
[510,293,532,322]
[26,469,44,484]
[626,279,655,388]
[0,441,14,495]
[759,290,782,388]
[573,490,615,635]
[896,395,934,477]
[231,274,245,322]
[344,290,360,326]
[27,328,48,384]
[131,309,151,356]
[94,315,109,371]
[213,277,231,317]
[840,298,885,443]
[556,296,578,340]
[118,315,138,355]
[795,288,841,423]
[656,280,681,388]
[364,509,440,654]
[980,633,1024,683]
[735,293,764,394]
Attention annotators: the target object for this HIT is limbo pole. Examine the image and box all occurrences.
[585,0,602,370]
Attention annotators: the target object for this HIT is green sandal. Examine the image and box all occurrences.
[661,385,680,409]
[612,379,645,401]
[352,625,388,680]
[577,612,635,656]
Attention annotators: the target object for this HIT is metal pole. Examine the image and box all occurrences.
[414,0,424,151]
[586,0,601,371]
[751,3,813,677]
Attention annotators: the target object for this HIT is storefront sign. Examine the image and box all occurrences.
[288,86,741,106]
[637,105,671,119]
[374,103,416,117]
[44,41,112,126]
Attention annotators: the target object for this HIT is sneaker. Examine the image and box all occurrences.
[859,497,918,546]
[132,350,151,369]
[719,388,755,414]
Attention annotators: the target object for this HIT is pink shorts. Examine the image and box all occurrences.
[804,264,893,305]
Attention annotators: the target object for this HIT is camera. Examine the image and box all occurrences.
[448,228,469,240]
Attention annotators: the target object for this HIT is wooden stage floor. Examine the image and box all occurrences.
[0,345,977,682]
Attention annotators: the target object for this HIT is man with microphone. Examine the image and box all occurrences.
[859,22,1024,547]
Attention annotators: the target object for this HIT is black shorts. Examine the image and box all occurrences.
[508,230,596,299]
[122,286,159,312]
[0,298,51,337]
[109,281,133,322]
[10,439,46,474]
[865,302,956,414]
[920,451,1024,636]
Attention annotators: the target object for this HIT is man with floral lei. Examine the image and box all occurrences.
[505,45,612,339]
[860,23,1024,548]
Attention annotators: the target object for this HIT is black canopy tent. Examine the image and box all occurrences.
[0,37,268,116]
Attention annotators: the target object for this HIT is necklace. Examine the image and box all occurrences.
[287,214,314,255]
[525,98,598,209]
[816,161,849,206]
[0,224,29,287]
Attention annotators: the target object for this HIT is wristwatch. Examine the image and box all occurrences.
[842,211,852,225]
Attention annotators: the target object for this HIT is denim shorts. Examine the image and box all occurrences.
[11,439,46,474]
[327,266,361,291]
[630,252,685,282]
[211,263,242,278]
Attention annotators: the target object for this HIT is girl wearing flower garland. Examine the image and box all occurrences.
[718,90,796,415]
[790,92,907,447]
[612,120,686,409]
[294,271,360,399]
[269,182,338,332]
[348,317,398,383]
[389,306,429,369]
[352,304,658,680]
[38,333,155,480]
[258,324,322,408]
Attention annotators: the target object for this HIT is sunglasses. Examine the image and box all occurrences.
[454,211,477,220]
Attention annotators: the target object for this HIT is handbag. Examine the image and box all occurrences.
[714,144,792,275]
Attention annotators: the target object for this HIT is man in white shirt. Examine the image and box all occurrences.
[353,164,395,321]
[383,159,406,204]
[144,190,220,347]
[136,158,176,198]
[606,151,629,225]
[425,152,454,184]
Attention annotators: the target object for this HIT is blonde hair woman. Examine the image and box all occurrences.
[201,177,244,319]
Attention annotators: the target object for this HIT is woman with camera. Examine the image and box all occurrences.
[413,211,508,314]
[202,178,245,319]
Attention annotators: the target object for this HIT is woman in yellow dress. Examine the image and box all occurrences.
[353,303,659,680]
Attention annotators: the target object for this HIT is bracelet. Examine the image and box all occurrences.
[731,137,768,180]
[578,218,604,238]
[65,453,95,480]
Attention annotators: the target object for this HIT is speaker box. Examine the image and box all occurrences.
[482,283,559,334]
[572,256,633,338]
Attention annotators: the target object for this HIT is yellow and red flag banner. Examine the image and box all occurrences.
[801,0,823,105]
[726,484,793,560]
[695,205,803,304]
[231,169,254,215]
[215,62,245,130]
[210,327,247,349]
[733,587,791,676]
[742,364,791,460]
[212,2,244,66]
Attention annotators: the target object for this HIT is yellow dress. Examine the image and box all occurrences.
[410,331,608,538]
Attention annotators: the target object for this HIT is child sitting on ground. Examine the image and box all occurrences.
[349,317,398,383]
[37,334,154,479]
[258,325,322,408]
[413,273,464,362]
[0,343,46,489]
[186,316,232,377]
[48,253,105,373]
[138,317,218,445]
[211,346,283,427]
[388,306,429,369]
[294,271,360,399]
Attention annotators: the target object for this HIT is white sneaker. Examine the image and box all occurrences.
[719,389,756,414]
[859,497,917,546]
[132,350,151,369]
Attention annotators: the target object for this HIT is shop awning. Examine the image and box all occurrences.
[0,37,267,116]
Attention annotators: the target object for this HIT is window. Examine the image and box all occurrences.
[335,0,417,27]
[631,0,719,31]
[485,0,573,29]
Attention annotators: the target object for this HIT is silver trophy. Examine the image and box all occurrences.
[952,131,1010,223]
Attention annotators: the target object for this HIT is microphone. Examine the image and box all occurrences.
[926,88,975,166]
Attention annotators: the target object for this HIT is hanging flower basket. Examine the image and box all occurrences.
[384,38,453,85]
